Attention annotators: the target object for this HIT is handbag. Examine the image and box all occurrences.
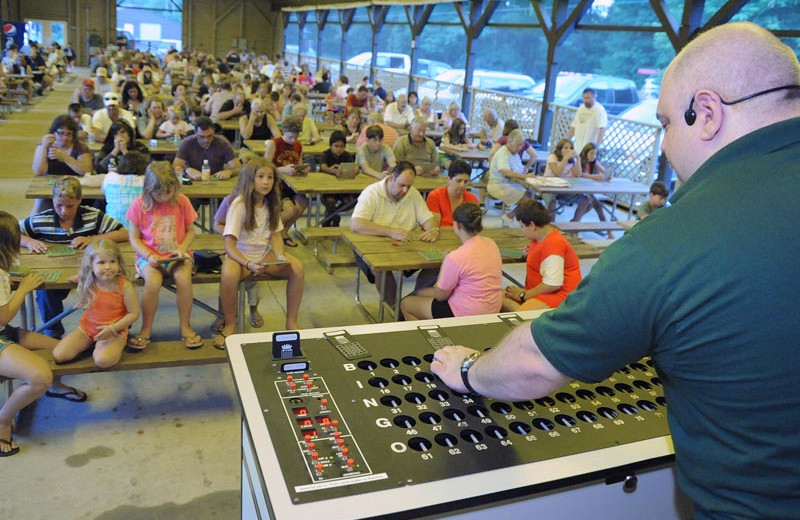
[193,249,222,273]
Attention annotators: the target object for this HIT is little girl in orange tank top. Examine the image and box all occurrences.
[52,239,140,369]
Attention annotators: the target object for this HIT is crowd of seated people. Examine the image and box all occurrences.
[3,44,640,458]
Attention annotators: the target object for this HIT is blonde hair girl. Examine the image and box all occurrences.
[52,239,139,368]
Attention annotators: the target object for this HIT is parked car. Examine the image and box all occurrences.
[346,52,452,78]
[432,69,537,97]
[533,72,640,115]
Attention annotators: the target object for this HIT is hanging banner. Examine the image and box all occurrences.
[3,22,26,49]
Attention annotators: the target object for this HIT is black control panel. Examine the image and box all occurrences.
[241,320,669,504]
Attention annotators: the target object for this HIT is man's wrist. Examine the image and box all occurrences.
[460,351,482,395]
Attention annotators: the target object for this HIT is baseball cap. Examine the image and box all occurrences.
[103,92,120,106]
[82,78,95,88]
[95,66,109,78]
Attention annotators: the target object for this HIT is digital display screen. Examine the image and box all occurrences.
[281,361,310,373]
[275,332,299,343]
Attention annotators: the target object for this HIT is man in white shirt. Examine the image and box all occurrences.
[567,88,608,152]
[351,161,441,306]
[481,108,504,143]
[383,94,415,129]
[91,91,136,142]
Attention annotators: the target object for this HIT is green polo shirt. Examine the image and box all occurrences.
[532,117,800,519]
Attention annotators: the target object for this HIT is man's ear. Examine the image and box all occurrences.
[694,90,723,141]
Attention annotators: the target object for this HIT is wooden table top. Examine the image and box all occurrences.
[26,175,237,200]
[16,234,225,289]
[87,139,180,155]
[342,227,599,272]
[279,171,447,196]
[526,176,650,196]
[450,147,490,162]
[217,119,240,130]
[243,139,355,157]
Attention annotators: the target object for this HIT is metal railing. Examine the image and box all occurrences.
[548,104,662,205]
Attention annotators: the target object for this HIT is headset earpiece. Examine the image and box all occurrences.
[684,96,697,126]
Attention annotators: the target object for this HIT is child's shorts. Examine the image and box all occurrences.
[0,324,21,353]
[135,256,183,277]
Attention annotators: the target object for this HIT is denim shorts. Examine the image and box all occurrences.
[0,324,21,353]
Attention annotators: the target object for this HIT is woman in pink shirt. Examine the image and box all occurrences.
[400,203,502,320]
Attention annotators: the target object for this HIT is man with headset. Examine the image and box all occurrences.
[432,22,800,520]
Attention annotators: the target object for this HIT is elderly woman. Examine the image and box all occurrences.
[441,102,468,132]
[415,96,439,129]
[487,129,536,226]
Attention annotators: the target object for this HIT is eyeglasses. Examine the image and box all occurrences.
[55,130,73,137]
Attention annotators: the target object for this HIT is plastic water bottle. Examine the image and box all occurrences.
[108,157,117,173]
[201,159,211,184]
[173,133,181,146]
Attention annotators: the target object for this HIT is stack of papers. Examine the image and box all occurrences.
[499,248,525,259]
[45,245,77,257]
[526,177,571,188]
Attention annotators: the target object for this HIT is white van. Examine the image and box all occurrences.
[346,52,452,78]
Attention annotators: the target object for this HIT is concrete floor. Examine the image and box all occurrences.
[0,70,610,520]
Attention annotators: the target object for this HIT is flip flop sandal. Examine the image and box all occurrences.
[127,336,151,350]
[45,386,88,403]
[183,334,204,350]
[283,237,298,247]
[213,332,228,350]
[0,438,20,457]
[210,317,225,333]
[250,313,264,328]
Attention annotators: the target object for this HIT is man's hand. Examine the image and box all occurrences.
[430,345,479,393]
[214,169,233,180]
[389,228,413,242]
[419,228,440,243]
[25,239,48,254]
[70,236,94,249]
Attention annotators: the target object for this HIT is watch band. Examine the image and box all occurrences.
[519,291,526,302]
[460,351,482,395]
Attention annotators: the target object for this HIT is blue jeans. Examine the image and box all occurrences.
[35,289,70,339]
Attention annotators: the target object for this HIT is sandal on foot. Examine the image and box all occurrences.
[183,333,204,350]
[127,336,151,351]
[210,317,225,333]
[283,237,298,247]
[250,313,264,329]
[212,332,228,350]
[45,386,87,403]
[0,438,20,457]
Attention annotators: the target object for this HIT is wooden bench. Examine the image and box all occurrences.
[40,340,228,377]
[1,341,228,399]
[553,220,636,235]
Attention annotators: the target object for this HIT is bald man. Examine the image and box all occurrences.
[431,22,800,520]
